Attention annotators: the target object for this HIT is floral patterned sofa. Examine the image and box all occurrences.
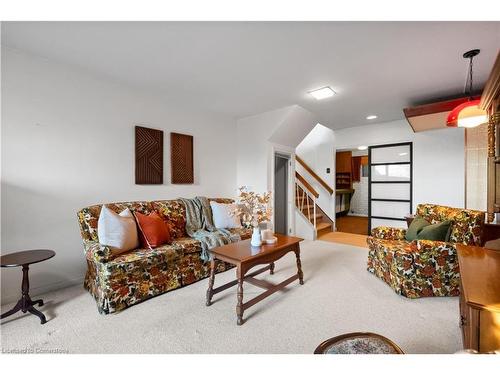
[367,204,485,298]
[77,198,251,314]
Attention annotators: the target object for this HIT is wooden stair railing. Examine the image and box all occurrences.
[295,182,318,229]
[295,171,319,198]
[296,155,334,195]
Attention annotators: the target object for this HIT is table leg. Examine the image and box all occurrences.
[1,300,22,319]
[206,258,216,306]
[1,264,48,324]
[270,262,275,275]
[236,266,244,325]
[27,305,47,324]
[21,265,30,313]
[294,246,304,285]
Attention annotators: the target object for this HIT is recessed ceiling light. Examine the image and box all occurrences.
[308,86,336,100]
[366,115,378,120]
[358,145,368,150]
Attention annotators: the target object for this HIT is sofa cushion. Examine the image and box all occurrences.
[103,244,184,273]
[151,200,187,239]
[171,236,202,254]
[210,201,242,229]
[78,201,154,243]
[134,211,172,248]
[405,216,430,241]
[97,206,140,255]
[416,220,452,241]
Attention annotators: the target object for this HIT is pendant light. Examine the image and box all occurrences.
[446,49,488,128]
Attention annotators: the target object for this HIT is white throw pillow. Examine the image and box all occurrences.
[210,201,242,229]
[97,206,139,255]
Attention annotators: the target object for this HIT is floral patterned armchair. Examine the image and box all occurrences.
[367,204,485,298]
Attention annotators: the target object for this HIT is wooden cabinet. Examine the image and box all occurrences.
[480,51,500,223]
[336,151,353,189]
[457,244,500,352]
[336,151,352,173]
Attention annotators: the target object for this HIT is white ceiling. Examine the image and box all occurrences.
[2,22,499,129]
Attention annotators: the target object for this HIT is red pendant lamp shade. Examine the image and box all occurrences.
[446,49,487,128]
[446,99,488,128]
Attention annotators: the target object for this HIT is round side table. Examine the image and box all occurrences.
[314,332,404,354]
[1,249,56,324]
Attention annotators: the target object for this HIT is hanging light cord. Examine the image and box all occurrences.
[464,55,474,99]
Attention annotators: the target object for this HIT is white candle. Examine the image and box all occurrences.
[261,229,273,241]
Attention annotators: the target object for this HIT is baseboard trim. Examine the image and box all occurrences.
[1,276,84,306]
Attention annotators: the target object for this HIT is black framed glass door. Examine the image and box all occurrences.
[368,142,413,232]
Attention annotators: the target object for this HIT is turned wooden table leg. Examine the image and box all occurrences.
[270,262,275,275]
[21,265,30,313]
[295,247,304,285]
[0,300,22,319]
[206,258,216,306]
[2,264,48,324]
[236,266,244,325]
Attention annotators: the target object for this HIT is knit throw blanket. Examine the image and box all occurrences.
[179,196,240,261]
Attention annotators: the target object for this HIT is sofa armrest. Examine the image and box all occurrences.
[370,226,407,241]
[83,241,113,263]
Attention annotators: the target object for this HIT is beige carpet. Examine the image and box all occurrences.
[0,240,461,354]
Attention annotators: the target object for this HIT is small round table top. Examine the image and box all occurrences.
[1,250,56,267]
[314,332,404,354]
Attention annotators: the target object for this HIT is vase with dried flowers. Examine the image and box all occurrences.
[233,186,272,247]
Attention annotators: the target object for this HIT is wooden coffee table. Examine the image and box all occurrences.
[205,234,304,325]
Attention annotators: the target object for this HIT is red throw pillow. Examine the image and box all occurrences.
[133,211,171,249]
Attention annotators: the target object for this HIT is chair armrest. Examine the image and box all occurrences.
[370,226,407,241]
[83,241,113,263]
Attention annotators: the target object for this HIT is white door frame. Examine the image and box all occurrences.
[268,144,295,235]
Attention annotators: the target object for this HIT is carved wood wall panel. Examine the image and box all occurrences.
[170,132,194,184]
[135,126,163,184]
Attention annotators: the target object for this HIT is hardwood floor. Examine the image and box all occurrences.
[318,231,368,248]
[335,215,368,235]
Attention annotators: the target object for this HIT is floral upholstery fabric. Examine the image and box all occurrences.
[78,197,244,314]
[151,200,187,239]
[371,226,407,241]
[416,204,484,246]
[228,227,252,239]
[367,204,484,298]
[78,201,153,243]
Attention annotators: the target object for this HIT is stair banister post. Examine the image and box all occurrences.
[313,196,317,229]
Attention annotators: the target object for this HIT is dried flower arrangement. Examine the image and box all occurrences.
[233,186,272,228]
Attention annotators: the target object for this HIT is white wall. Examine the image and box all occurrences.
[295,124,336,221]
[1,49,238,304]
[236,105,317,236]
[236,106,293,193]
[334,120,466,212]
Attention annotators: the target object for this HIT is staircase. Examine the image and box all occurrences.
[295,162,334,239]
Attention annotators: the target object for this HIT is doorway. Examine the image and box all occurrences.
[274,153,290,235]
[368,142,413,232]
[335,148,369,235]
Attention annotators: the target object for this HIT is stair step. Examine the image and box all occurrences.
[299,211,323,221]
[316,222,333,236]
[316,222,332,230]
